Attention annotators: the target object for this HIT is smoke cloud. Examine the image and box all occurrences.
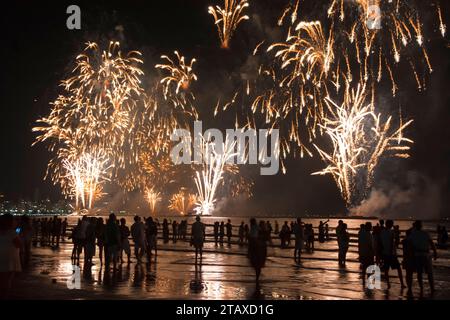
[350,171,442,219]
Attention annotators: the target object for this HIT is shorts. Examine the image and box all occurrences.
[382,255,400,270]
[415,255,432,274]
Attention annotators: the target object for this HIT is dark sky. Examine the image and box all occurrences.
[1,0,449,216]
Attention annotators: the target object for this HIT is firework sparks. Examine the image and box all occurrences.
[208,0,249,48]
[117,50,199,192]
[33,41,144,196]
[325,0,440,92]
[194,137,237,215]
[169,188,197,215]
[62,152,110,210]
[268,20,334,86]
[156,51,197,97]
[232,20,334,165]
[437,4,446,37]
[145,187,162,215]
[312,82,413,207]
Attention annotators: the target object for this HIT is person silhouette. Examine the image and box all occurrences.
[226,219,233,246]
[213,221,219,246]
[247,218,267,286]
[292,218,304,263]
[191,216,206,265]
[219,222,225,246]
[380,220,405,289]
[408,220,437,295]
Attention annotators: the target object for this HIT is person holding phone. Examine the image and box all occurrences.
[0,214,22,299]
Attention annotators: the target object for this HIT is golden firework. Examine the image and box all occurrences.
[208,0,250,48]
[169,189,197,215]
[33,41,145,200]
[194,137,237,215]
[62,152,110,210]
[312,82,413,206]
[145,187,162,215]
[156,51,197,97]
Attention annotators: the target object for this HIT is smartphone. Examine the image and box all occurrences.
[15,227,22,234]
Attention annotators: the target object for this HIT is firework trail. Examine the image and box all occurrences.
[194,137,237,215]
[278,0,301,26]
[312,82,413,207]
[208,0,250,48]
[437,3,447,38]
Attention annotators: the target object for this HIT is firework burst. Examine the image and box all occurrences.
[62,152,110,210]
[326,0,445,94]
[156,51,197,96]
[33,41,145,200]
[118,50,199,192]
[208,0,250,48]
[169,188,197,215]
[312,82,413,206]
[145,187,162,215]
[194,137,237,215]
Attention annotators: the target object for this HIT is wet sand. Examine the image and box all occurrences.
[9,231,450,300]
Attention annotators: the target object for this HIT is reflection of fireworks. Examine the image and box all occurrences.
[169,189,197,215]
[208,0,249,48]
[33,41,144,194]
[194,138,237,215]
[145,187,162,215]
[62,152,110,210]
[312,82,413,206]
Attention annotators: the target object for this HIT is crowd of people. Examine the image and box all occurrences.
[357,219,438,296]
[0,213,447,298]
[31,216,68,248]
[68,214,160,271]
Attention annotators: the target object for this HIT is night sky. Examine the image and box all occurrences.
[1,0,449,217]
